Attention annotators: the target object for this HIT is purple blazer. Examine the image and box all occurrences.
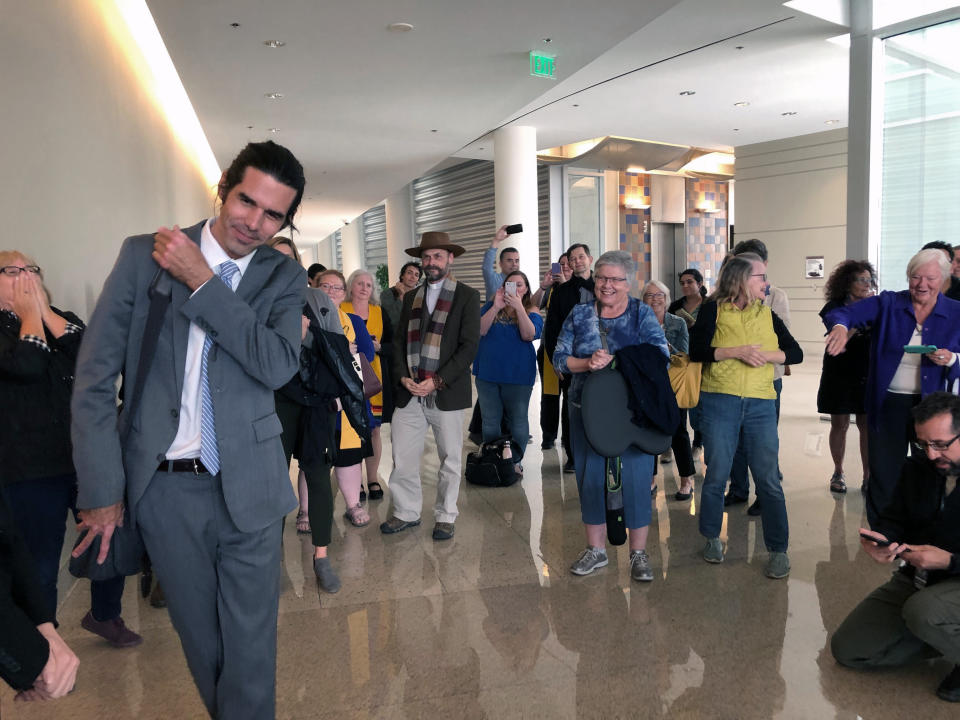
[824,290,960,428]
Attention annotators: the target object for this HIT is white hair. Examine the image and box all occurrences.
[345,268,380,305]
[907,248,951,285]
[641,279,671,306]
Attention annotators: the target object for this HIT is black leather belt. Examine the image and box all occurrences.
[157,458,210,474]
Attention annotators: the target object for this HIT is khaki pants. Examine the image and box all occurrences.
[388,401,465,523]
[831,570,960,667]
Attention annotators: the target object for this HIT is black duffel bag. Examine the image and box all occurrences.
[465,437,518,487]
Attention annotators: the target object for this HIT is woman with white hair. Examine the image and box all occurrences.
[553,251,669,582]
[826,248,960,528]
[342,268,392,501]
[641,280,696,500]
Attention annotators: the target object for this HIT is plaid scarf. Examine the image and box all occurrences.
[406,275,457,395]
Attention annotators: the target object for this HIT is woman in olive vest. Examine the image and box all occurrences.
[689,253,803,579]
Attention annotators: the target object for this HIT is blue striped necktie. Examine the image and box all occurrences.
[199,260,239,475]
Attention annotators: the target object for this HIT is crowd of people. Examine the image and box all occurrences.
[2,139,959,713]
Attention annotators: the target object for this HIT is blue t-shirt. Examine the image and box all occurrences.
[472,302,543,386]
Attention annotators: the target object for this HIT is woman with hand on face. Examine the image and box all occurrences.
[380,261,421,339]
[825,248,960,528]
[317,270,376,528]
[553,251,669,583]
[816,260,877,495]
[690,253,803,579]
[473,271,543,475]
[0,251,140,647]
[341,269,392,500]
[642,280,696,501]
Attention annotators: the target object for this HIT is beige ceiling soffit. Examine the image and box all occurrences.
[537,136,730,177]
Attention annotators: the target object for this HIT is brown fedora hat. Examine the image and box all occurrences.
[405,231,465,258]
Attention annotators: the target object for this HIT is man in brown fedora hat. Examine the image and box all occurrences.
[381,231,480,540]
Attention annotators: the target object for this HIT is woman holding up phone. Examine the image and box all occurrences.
[472,271,543,476]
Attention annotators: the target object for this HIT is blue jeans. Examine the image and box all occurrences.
[569,403,653,528]
[475,378,533,463]
[699,392,789,552]
[729,378,782,498]
[2,474,126,621]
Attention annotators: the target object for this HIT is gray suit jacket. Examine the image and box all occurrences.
[71,221,305,532]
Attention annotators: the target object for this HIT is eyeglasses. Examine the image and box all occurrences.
[0,265,41,277]
[595,276,627,285]
[852,277,875,285]
[318,283,345,292]
[642,293,665,300]
[913,432,960,454]
[751,273,767,282]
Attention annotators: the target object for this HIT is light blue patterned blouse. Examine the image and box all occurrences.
[553,296,669,403]
[661,312,689,355]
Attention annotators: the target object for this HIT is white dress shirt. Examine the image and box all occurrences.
[165,219,257,460]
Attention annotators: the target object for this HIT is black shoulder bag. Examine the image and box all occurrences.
[69,269,170,581]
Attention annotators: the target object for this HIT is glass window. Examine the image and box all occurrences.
[878,18,960,289]
[566,171,602,260]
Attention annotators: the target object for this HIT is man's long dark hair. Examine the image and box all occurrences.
[219,141,306,231]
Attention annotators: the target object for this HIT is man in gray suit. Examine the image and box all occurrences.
[70,141,306,719]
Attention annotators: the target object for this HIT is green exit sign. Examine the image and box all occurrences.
[530,51,556,79]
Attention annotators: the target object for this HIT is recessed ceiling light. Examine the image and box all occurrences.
[733,128,740,131]
[824,119,839,125]
[735,45,744,50]
[267,128,279,133]
[478,147,485,151]
[430,129,438,133]
[572,103,579,107]
[264,92,284,99]
[230,22,240,28]
[679,90,696,96]
[387,22,414,32]
[781,111,798,116]
[263,40,285,48]
[542,37,552,43]
[246,125,253,129]
[734,101,750,107]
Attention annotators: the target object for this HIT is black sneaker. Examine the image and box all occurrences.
[747,498,762,516]
[563,459,575,474]
[937,665,960,702]
[541,438,555,450]
[724,492,748,506]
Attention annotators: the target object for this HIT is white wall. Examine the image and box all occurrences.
[735,129,848,346]
[1,0,215,319]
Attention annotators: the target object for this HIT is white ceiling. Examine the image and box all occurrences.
[147,0,849,240]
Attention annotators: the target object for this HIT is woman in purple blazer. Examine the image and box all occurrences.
[825,249,960,527]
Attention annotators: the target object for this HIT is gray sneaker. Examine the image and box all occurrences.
[570,546,608,576]
[703,538,724,564]
[313,557,341,594]
[765,551,790,579]
[630,549,653,582]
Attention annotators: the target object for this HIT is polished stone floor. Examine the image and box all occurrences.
[2,360,957,719]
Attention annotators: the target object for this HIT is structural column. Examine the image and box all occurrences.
[846,0,881,263]
[385,184,415,282]
[340,219,363,274]
[494,126,540,284]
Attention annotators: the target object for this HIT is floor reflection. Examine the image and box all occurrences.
[3,367,958,719]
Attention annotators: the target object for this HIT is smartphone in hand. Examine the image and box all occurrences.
[504,281,517,296]
[505,223,523,235]
[859,531,893,547]
[551,262,562,276]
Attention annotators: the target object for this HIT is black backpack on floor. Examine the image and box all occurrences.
[465,437,518,487]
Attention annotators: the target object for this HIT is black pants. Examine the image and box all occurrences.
[866,392,919,529]
[537,346,571,457]
[671,409,696,478]
[276,393,335,548]
[2,474,126,622]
